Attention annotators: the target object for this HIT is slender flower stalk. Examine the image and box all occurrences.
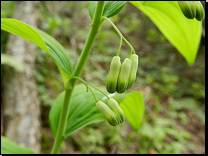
[103,16,136,56]
[73,76,110,100]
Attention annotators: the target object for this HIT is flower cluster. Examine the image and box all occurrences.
[96,98,125,126]
[178,1,204,21]
[106,54,139,94]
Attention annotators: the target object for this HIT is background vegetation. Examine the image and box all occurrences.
[1,1,205,154]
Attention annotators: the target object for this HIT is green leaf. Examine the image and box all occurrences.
[34,28,73,86]
[129,1,202,66]
[49,84,144,138]
[119,91,144,131]
[49,84,106,138]
[1,18,48,51]
[102,1,127,18]
[89,1,127,20]
[1,135,35,154]
[1,18,73,86]
[88,1,98,20]
[1,53,25,72]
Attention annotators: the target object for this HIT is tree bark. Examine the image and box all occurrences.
[2,1,41,153]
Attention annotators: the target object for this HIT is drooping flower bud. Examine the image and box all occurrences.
[117,58,132,93]
[178,1,196,19]
[106,56,121,93]
[96,101,119,126]
[193,1,204,21]
[127,54,139,90]
[107,98,125,123]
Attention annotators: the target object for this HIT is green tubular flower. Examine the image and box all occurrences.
[127,54,139,90]
[96,101,119,126]
[108,98,125,123]
[178,1,196,19]
[117,58,132,93]
[106,56,121,93]
[193,1,205,21]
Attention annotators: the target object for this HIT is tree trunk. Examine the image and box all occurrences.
[2,1,41,153]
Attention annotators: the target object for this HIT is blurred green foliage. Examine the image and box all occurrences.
[1,1,205,154]
[70,122,123,154]
[1,2,11,52]
[1,53,25,72]
[1,1,14,53]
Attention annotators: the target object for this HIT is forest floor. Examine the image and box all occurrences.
[40,86,205,154]
[40,108,205,154]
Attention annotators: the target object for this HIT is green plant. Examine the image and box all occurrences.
[1,1,204,154]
